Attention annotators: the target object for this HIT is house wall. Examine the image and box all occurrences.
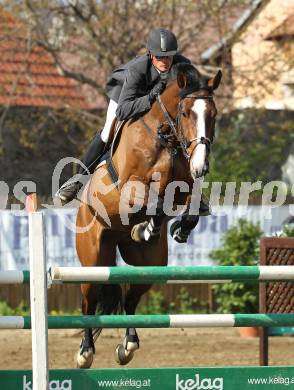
[232,0,294,109]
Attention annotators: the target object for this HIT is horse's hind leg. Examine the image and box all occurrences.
[79,281,122,368]
[76,205,117,368]
[77,283,99,368]
[115,284,151,365]
[115,231,167,365]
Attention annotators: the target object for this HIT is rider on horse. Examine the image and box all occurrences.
[56,28,210,216]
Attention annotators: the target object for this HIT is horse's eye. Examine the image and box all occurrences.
[182,112,188,118]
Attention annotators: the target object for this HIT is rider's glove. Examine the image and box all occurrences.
[148,77,167,103]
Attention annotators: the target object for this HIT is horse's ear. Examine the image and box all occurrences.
[208,70,222,90]
[177,72,187,89]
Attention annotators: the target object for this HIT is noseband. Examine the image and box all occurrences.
[156,93,213,160]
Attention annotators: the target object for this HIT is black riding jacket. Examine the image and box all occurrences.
[105,53,190,121]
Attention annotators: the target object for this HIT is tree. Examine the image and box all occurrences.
[6,0,249,110]
[1,1,292,198]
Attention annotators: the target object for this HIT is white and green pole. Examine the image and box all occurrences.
[50,265,294,284]
[1,313,294,329]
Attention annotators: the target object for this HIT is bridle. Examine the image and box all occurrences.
[156,92,214,160]
[107,89,214,189]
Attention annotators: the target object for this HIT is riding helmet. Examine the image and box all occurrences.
[147,28,178,56]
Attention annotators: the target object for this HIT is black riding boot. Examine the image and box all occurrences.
[55,132,106,203]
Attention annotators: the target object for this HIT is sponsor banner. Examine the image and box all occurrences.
[0,206,289,270]
[0,366,293,389]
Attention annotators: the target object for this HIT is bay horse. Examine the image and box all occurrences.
[76,63,222,368]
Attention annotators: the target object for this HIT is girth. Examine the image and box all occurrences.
[105,120,125,188]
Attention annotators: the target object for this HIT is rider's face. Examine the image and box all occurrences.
[151,55,173,73]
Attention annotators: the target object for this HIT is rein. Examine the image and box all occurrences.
[156,93,213,160]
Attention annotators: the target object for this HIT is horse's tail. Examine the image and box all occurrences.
[92,284,123,341]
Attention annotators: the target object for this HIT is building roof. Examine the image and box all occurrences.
[0,10,89,109]
[200,0,266,64]
[266,14,294,40]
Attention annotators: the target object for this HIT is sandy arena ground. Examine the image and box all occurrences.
[1,328,294,369]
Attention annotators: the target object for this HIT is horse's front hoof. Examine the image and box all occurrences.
[76,348,94,369]
[170,220,189,243]
[131,221,148,243]
[115,344,134,365]
[131,221,160,243]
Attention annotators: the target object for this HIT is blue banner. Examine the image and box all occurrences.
[0,206,289,270]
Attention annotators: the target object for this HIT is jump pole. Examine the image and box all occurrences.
[50,265,294,283]
[1,313,294,329]
[2,264,294,285]
[0,270,30,284]
[26,193,49,390]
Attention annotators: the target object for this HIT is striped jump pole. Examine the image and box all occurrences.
[50,265,294,284]
[2,265,294,286]
[1,313,294,329]
[0,270,30,284]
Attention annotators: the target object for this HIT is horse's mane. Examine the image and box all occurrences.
[175,63,211,98]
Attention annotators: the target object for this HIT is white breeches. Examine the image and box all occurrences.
[101,99,118,143]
